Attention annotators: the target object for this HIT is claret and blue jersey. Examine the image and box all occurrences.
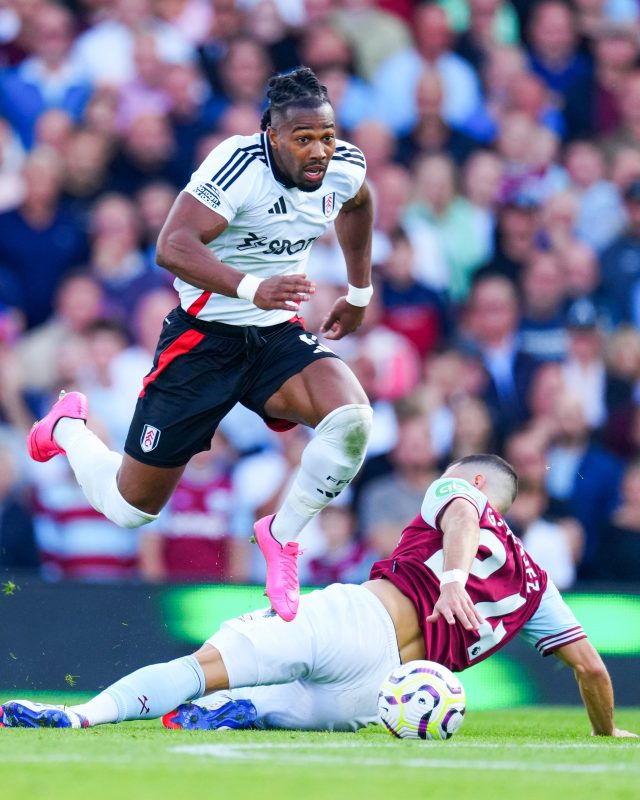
[370,477,570,673]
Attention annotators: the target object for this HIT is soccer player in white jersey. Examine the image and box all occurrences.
[2,455,635,736]
[26,68,375,621]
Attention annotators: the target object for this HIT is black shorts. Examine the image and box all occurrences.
[124,306,339,467]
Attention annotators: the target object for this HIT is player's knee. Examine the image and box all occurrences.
[316,403,373,461]
[103,482,159,529]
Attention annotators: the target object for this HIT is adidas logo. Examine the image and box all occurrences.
[267,196,287,215]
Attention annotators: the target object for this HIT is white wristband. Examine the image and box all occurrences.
[440,569,468,587]
[236,274,263,303]
[346,283,374,307]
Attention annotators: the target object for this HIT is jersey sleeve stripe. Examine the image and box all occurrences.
[219,155,258,190]
[211,150,246,183]
[332,155,366,168]
[535,626,586,655]
[336,145,365,157]
[213,151,252,188]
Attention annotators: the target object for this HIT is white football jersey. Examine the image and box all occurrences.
[181,131,366,325]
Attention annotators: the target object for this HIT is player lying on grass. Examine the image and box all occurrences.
[1,455,635,737]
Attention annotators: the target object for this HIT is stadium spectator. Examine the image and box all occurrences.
[376,227,448,359]
[350,119,396,184]
[0,118,25,213]
[108,112,184,195]
[29,449,141,582]
[544,389,623,577]
[371,1,482,135]
[599,178,640,324]
[460,149,502,257]
[303,502,374,587]
[116,32,173,132]
[517,250,568,363]
[135,181,179,272]
[601,69,640,157]
[394,69,483,168]
[329,0,412,81]
[358,395,439,559]
[163,62,219,179]
[15,271,105,399]
[0,2,92,149]
[562,139,624,253]
[0,147,88,329]
[0,443,39,571]
[200,35,272,112]
[478,196,540,283]
[452,0,521,72]
[598,458,640,582]
[507,479,583,590]
[525,1,592,109]
[139,434,246,583]
[32,108,74,156]
[369,162,450,293]
[406,153,490,302]
[564,23,639,140]
[87,193,165,333]
[297,22,373,134]
[460,273,539,442]
[61,129,114,223]
[561,297,609,430]
[562,240,604,308]
[72,0,194,86]
[445,394,496,463]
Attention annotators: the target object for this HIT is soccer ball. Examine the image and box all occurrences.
[377,660,466,740]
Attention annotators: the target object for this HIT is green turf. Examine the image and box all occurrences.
[1,698,638,800]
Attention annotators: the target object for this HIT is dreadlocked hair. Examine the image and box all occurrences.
[260,67,331,131]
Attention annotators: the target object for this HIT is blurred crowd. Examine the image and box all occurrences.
[1,0,640,589]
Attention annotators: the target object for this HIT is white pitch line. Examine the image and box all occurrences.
[170,743,640,773]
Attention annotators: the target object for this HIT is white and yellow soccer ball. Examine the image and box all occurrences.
[377,660,466,740]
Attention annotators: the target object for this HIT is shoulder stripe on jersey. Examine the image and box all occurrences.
[211,145,266,188]
[332,155,366,169]
[336,144,365,157]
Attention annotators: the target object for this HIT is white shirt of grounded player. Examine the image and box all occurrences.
[181,132,366,326]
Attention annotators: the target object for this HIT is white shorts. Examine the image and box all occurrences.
[206,583,401,731]
[519,581,587,656]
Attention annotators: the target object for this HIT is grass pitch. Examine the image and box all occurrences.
[1,698,638,800]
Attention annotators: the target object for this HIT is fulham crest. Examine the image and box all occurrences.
[322,192,336,217]
[141,424,161,453]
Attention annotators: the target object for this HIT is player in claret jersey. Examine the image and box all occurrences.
[2,455,636,737]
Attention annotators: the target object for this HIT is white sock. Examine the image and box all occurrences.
[71,693,119,727]
[55,418,158,529]
[71,655,206,726]
[271,404,372,542]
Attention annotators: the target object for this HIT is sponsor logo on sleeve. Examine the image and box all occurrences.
[141,424,161,453]
[192,182,222,208]
[434,479,471,497]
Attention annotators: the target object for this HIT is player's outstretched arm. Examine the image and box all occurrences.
[426,498,486,632]
[321,182,373,340]
[157,193,315,311]
[555,639,637,737]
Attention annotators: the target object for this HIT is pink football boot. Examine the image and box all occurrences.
[252,514,302,622]
[27,390,88,462]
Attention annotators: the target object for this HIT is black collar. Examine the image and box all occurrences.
[265,134,296,189]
